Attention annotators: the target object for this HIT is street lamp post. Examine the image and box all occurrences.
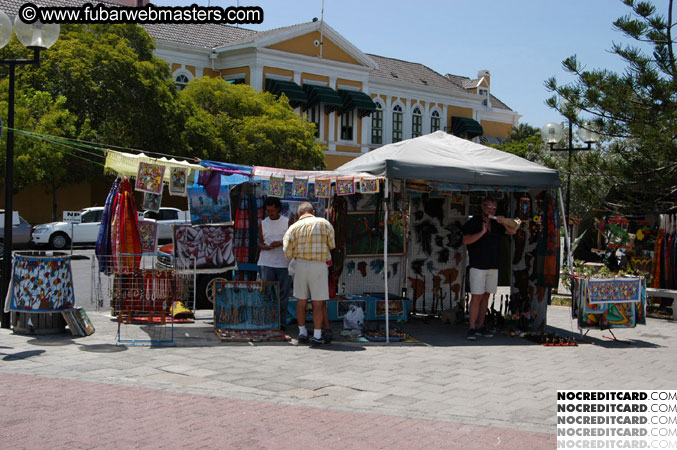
[541,113,599,267]
[541,117,599,233]
[0,11,59,329]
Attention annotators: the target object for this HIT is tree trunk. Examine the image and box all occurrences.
[51,179,59,222]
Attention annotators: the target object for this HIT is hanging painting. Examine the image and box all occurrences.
[135,162,165,195]
[315,178,331,198]
[337,177,355,196]
[169,167,188,196]
[293,177,308,198]
[268,176,285,198]
[138,220,158,253]
[359,178,380,194]
[187,185,232,225]
[4,253,75,312]
[142,191,162,213]
[173,224,237,272]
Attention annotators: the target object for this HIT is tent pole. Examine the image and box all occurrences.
[557,188,573,274]
[384,178,390,343]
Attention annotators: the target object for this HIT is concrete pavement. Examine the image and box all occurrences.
[1,250,676,448]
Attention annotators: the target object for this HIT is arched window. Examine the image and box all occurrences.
[175,73,190,91]
[392,104,403,143]
[430,110,441,132]
[412,106,422,138]
[371,101,383,145]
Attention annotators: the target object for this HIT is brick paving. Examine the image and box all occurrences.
[0,372,553,449]
[1,251,676,448]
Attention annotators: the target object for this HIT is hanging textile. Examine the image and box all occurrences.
[110,178,142,273]
[329,195,348,295]
[651,214,677,290]
[535,190,560,288]
[4,253,75,312]
[233,194,265,264]
[571,276,646,329]
[96,178,121,274]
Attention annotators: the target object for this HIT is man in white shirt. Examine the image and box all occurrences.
[257,197,291,330]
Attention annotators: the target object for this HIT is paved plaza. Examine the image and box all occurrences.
[1,251,675,448]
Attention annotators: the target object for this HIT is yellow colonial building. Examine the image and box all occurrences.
[145,19,520,169]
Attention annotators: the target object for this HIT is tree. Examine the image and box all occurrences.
[179,77,325,170]
[545,0,677,214]
[0,24,185,218]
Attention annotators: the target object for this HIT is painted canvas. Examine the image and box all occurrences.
[214,281,280,330]
[5,254,75,312]
[293,177,308,198]
[188,185,232,225]
[169,167,188,196]
[345,211,405,255]
[173,224,237,272]
[337,177,355,196]
[138,220,158,253]
[315,178,331,198]
[359,178,380,194]
[142,192,162,212]
[268,176,285,198]
[135,162,165,194]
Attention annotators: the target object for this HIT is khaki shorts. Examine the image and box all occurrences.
[469,268,498,295]
[293,259,329,301]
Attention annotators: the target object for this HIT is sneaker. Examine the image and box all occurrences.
[467,329,477,341]
[297,334,309,344]
[322,329,333,344]
[477,326,494,337]
[310,336,326,347]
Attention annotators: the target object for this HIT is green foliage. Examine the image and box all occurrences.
[179,78,325,169]
[545,0,677,214]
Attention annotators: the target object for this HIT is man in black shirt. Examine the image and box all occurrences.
[462,196,516,340]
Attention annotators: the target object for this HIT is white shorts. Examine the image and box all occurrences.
[469,268,498,295]
[293,259,329,301]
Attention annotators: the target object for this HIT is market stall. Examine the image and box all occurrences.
[336,131,564,335]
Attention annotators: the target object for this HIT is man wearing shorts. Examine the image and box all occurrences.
[462,196,516,340]
[283,202,335,346]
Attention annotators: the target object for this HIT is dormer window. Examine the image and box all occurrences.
[479,88,488,96]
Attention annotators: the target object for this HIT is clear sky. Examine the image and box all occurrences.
[157,0,664,128]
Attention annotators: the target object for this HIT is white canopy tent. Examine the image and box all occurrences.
[336,131,566,340]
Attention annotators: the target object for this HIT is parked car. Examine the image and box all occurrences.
[32,207,190,249]
[0,210,33,252]
[32,207,104,249]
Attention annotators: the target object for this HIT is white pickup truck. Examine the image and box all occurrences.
[32,207,189,249]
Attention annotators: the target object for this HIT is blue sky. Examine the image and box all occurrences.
[157,0,662,128]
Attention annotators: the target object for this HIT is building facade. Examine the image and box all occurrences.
[145,20,520,169]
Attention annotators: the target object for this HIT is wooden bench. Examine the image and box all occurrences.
[646,288,677,320]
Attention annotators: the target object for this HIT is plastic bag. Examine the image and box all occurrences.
[343,304,364,331]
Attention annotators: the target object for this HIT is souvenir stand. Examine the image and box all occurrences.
[98,150,206,346]
[337,131,566,339]
[248,166,407,334]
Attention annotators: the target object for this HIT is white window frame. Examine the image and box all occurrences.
[430,108,441,132]
[173,68,193,91]
[371,101,383,145]
[411,105,423,138]
[392,103,404,143]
